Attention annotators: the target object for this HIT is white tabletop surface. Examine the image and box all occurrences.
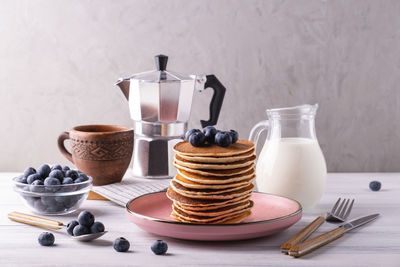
[1,172,399,267]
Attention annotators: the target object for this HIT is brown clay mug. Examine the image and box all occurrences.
[57,125,134,186]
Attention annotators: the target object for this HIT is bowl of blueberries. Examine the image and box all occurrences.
[13,164,92,215]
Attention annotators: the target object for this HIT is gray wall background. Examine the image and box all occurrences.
[1,0,399,172]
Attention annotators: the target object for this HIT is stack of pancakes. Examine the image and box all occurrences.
[167,139,256,224]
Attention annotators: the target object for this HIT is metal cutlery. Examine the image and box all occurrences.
[288,213,379,257]
[8,211,107,242]
[281,198,354,253]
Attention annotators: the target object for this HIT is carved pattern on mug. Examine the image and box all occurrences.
[71,139,133,161]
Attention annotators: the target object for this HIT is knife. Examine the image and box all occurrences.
[288,213,379,257]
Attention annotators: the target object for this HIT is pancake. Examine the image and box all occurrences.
[170,179,251,196]
[177,149,255,163]
[173,200,253,217]
[172,202,253,223]
[174,173,255,189]
[173,139,255,157]
[169,138,256,224]
[167,187,251,207]
[172,201,254,223]
[174,163,255,177]
[171,210,251,224]
[174,154,256,170]
[177,168,255,184]
[178,197,251,211]
[170,183,254,200]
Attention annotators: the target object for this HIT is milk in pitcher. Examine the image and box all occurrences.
[249,104,327,208]
[256,137,326,208]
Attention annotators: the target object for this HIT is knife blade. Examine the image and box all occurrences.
[288,213,379,257]
[341,213,379,232]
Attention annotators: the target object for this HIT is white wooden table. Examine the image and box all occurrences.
[1,172,399,266]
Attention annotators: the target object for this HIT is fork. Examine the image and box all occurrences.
[326,198,355,222]
[280,198,355,253]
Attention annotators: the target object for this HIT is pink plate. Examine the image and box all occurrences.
[125,191,302,241]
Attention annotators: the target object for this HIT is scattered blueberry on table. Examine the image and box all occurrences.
[113,237,130,252]
[369,181,381,191]
[151,240,168,255]
[185,127,239,147]
[38,232,55,246]
[66,210,105,237]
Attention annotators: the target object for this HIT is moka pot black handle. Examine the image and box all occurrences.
[201,75,226,128]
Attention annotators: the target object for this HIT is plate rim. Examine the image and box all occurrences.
[125,190,302,227]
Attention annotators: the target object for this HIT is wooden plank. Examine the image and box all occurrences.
[0,172,399,266]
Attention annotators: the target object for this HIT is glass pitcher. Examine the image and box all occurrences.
[249,104,327,208]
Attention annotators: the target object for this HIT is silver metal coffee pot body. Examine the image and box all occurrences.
[116,55,226,179]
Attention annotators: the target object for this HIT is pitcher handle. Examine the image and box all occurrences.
[249,120,269,150]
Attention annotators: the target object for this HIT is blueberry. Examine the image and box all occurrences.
[46,202,65,213]
[33,199,48,212]
[49,170,64,182]
[185,129,201,141]
[21,185,31,192]
[44,177,61,186]
[151,240,168,255]
[37,164,51,178]
[62,177,74,185]
[38,232,54,246]
[62,166,70,172]
[78,210,95,227]
[22,195,37,206]
[41,196,56,206]
[229,129,239,144]
[90,222,105,233]
[24,167,36,178]
[27,174,42,184]
[30,179,45,193]
[16,175,28,184]
[73,225,90,236]
[51,164,62,171]
[203,126,217,144]
[66,220,79,236]
[215,131,232,147]
[65,170,78,180]
[113,237,130,252]
[369,181,381,191]
[75,173,89,183]
[62,195,80,208]
[188,131,206,147]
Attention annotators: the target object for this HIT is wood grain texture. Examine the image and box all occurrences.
[1,172,400,266]
[8,211,64,230]
[87,190,109,200]
[280,215,325,253]
[289,227,345,257]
